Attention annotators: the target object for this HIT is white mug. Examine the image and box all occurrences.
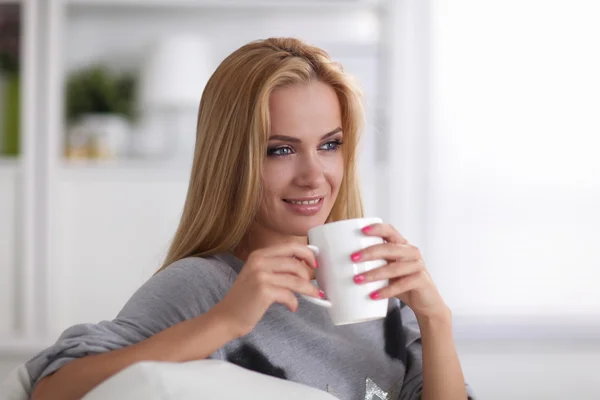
[302,217,389,325]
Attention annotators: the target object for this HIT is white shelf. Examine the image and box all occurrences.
[67,0,383,10]
[59,158,192,180]
[0,156,19,170]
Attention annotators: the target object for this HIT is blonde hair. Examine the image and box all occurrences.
[157,37,365,273]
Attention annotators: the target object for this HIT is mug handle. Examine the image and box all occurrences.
[301,245,333,308]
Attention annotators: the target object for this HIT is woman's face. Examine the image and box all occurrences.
[255,80,344,238]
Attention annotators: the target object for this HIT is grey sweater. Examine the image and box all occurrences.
[25,253,474,399]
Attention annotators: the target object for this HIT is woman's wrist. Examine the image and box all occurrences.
[205,303,248,341]
[416,305,453,333]
[177,308,237,362]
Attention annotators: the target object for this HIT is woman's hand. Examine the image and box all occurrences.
[214,244,322,338]
[351,223,450,320]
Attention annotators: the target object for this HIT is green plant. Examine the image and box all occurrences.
[66,66,137,123]
[0,5,20,155]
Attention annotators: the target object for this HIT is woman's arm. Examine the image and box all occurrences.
[30,245,320,400]
[418,308,467,400]
[31,306,240,400]
[29,258,243,400]
[352,223,472,399]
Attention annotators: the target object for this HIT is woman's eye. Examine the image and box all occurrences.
[320,140,343,151]
[267,146,294,156]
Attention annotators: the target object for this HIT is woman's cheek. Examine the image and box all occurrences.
[324,153,344,184]
[263,160,293,195]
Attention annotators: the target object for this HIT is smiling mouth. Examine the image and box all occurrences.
[283,198,323,205]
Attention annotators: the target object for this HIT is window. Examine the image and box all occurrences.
[386,0,600,337]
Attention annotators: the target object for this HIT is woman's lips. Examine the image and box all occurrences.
[282,197,324,216]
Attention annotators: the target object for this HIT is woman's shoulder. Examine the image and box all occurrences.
[157,253,240,288]
[116,254,240,321]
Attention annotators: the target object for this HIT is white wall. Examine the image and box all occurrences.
[428,0,600,320]
[0,163,18,339]
[457,341,600,400]
[426,2,600,395]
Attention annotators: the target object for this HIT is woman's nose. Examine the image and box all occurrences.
[294,153,326,188]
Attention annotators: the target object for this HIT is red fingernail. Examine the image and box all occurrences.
[362,226,373,233]
[353,274,365,284]
[351,252,362,262]
[319,290,325,298]
[370,291,381,300]
[314,260,319,268]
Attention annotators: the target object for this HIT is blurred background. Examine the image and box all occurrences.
[1,0,599,398]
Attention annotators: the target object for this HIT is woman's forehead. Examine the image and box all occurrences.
[269,82,342,139]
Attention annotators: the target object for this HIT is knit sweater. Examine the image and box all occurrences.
[25,253,475,399]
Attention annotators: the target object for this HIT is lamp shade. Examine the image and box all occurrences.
[139,35,212,109]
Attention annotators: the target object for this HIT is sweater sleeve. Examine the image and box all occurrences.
[24,257,233,392]
[397,303,476,400]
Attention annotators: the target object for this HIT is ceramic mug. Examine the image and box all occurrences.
[302,217,389,325]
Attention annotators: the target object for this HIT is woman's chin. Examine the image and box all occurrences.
[285,218,328,237]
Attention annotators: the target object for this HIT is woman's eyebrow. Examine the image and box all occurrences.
[269,127,343,143]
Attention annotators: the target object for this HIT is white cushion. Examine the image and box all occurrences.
[0,364,32,400]
[83,359,339,400]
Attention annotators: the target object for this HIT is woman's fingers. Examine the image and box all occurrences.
[257,243,318,268]
[351,242,420,263]
[354,259,425,284]
[374,272,424,299]
[268,287,300,313]
[267,273,322,300]
[265,257,314,281]
[361,223,408,244]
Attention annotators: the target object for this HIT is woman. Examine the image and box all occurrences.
[28,38,474,400]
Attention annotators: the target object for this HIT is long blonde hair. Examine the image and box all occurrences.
[157,37,365,273]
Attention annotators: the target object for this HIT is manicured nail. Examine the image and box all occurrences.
[370,291,381,300]
[351,252,362,262]
[314,260,319,268]
[319,290,326,298]
[362,226,373,233]
[353,274,365,284]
